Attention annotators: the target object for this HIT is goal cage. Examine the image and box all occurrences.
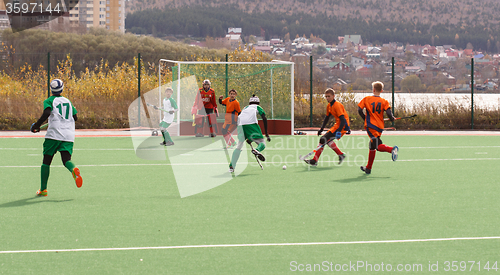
[129,60,295,137]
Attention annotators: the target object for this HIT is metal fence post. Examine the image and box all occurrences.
[47,52,50,98]
[392,56,395,127]
[471,58,474,129]
[309,55,313,127]
[225,54,228,97]
[138,53,141,126]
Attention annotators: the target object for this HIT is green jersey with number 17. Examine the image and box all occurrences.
[43,95,78,142]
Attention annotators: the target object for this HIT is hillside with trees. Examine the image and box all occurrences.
[125,3,500,52]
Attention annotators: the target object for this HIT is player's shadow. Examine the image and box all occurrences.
[332,175,391,184]
[299,165,340,172]
[0,197,73,208]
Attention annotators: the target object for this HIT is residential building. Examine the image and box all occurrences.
[343,35,362,46]
[351,56,365,68]
[329,61,350,72]
[69,0,125,32]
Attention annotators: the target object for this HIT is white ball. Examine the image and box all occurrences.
[282,165,287,170]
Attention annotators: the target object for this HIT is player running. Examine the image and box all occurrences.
[357,81,399,174]
[229,95,271,173]
[157,87,178,146]
[219,89,241,149]
[304,88,350,166]
[30,79,83,196]
[192,79,218,137]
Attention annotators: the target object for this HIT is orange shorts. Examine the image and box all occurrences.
[222,123,237,134]
[366,127,382,139]
[328,127,348,138]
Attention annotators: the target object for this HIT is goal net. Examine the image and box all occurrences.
[155,60,294,136]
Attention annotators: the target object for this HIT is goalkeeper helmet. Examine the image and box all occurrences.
[202,79,211,85]
[249,94,260,105]
[50,79,64,95]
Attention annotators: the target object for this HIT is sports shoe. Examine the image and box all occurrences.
[36,189,47,197]
[72,167,83,188]
[304,159,318,166]
[160,141,166,146]
[252,149,265,161]
[338,154,346,165]
[225,142,237,149]
[195,133,204,137]
[229,166,235,173]
[209,133,217,138]
[360,166,371,174]
[165,141,174,146]
[223,142,237,149]
[391,146,399,161]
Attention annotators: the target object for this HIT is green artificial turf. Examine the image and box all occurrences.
[1,135,499,274]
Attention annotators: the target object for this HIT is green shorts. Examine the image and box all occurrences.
[159,121,171,129]
[43,139,74,156]
[238,124,263,142]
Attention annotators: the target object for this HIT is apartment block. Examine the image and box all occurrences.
[68,0,124,32]
[0,0,124,32]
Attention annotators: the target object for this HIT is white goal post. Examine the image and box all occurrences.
[158,60,295,136]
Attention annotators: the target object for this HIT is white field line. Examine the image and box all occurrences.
[1,158,500,168]
[1,236,499,254]
[1,145,500,151]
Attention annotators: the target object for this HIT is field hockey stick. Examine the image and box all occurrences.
[31,122,48,133]
[299,143,326,161]
[384,114,417,121]
[384,127,396,130]
[146,103,169,113]
[247,140,263,170]
[192,114,196,126]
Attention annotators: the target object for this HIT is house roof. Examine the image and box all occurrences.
[344,35,361,44]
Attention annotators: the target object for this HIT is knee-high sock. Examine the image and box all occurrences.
[328,141,343,155]
[366,149,376,169]
[256,142,265,152]
[162,131,172,142]
[377,144,392,153]
[313,144,324,161]
[208,115,215,134]
[223,133,232,146]
[41,164,50,191]
[64,160,76,173]
[230,149,242,168]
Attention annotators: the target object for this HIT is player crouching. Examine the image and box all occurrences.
[304,88,350,167]
[229,95,271,173]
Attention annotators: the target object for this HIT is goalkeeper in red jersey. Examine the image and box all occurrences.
[304,88,350,167]
[357,81,399,174]
[219,89,241,148]
[191,79,218,137]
